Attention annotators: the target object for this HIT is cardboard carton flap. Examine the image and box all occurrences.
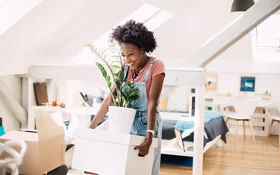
[0,131,38,142]
[75,128,157,148]
[36,112,65,141]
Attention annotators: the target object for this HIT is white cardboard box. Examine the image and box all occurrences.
[0,112,65,175]
[72,126,157,175]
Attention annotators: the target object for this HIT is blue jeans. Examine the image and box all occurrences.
[131,111,162,175]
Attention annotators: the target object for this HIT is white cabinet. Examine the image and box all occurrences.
[251,106,268,136]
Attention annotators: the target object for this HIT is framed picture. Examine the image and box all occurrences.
[205,73,217,91]
[240,76,255,92]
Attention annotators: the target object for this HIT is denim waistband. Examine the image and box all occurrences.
[135,110,160,118]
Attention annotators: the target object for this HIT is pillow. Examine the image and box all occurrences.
[159,97,168,111]
[165,86,189,112]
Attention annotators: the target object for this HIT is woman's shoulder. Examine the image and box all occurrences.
[149,57,165,76]
[150,57,164,66]
[150,57,165,69]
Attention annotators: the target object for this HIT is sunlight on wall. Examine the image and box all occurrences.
[0,0,42,36]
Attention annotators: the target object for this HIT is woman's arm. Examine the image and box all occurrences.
[135,73,165,156]
[89,94,112,129]
[147,73,165,137]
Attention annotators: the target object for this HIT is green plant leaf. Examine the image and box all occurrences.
[106,75,110,81]
[111,65,121,69]
[87,42,139,108]
[107,81,111,88]
[96,62,107,78]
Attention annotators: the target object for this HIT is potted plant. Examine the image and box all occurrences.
[86,41,139,133]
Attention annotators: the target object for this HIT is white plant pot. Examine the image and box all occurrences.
[108,106,136,134]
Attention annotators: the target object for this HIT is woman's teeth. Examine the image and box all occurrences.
[128,62,134,66]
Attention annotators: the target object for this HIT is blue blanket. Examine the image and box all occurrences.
[175,111,222,132]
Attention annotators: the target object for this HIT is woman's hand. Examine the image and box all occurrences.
[134,133,153,157]
[89,94,112,129]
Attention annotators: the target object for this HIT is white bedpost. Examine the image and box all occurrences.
[192,73,205,175]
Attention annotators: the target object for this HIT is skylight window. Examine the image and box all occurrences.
[72,4,160,64]
[144,10,174,31]
[93,3,160,50]
[72,3,174,65]
[251,14,280,63]
[256,14,280,48]
[0,0,42,36]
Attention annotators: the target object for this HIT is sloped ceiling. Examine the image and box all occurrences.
[0,0,147,75]
[0,0,266,75]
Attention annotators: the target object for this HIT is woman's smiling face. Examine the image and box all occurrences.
[121,43,143,70]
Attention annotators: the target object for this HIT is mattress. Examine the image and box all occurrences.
[161,111,229,145]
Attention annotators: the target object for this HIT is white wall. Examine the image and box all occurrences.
[0,75,22,131]
[1,76,22,102]
[209,72,280,99]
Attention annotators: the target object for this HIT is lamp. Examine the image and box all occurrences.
[231,0,255,12]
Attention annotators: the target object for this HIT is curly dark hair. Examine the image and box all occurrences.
[111,20,157,53]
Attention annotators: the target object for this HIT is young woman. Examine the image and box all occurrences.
[90,20,165,175]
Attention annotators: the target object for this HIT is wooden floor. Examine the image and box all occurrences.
[160,134,280,175]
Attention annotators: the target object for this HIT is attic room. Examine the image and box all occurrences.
[0,0,280,175]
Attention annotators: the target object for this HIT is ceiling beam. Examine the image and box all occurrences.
[188,0,280,67]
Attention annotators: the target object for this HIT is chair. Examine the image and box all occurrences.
[266,105,280,149]
[222,98,256,144]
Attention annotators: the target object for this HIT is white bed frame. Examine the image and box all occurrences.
[158,67,206,175]
[160,111,222,158]
[161,135,221,157]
